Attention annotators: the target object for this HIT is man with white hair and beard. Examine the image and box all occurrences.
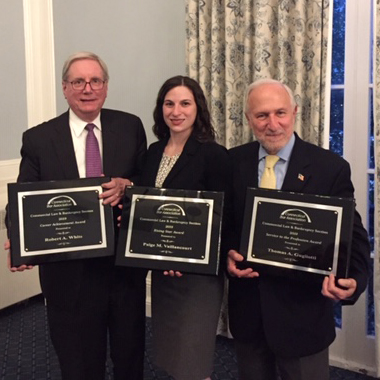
[227,78,370,380]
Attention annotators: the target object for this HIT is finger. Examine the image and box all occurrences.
[325,274,353,299]
[328,288,347,301]
[337,278,356,290]
[101,188,124,205]
[100,188,117,198]
[10,264,31,273]
[101,179,116,189]
[322,275,348,301]
[102,194,121,206]
[227,258,257,278]
[227,258,238,276]
[228,250,244,262]
[335,279,356,299]
[109,198,121,207]
[227,256,244,275]
[321,276,334,297]
[228,268,259,278]
[102,197,113,205]
[4,240,11,250]
[325,274,337,292]
[7,252,12,270]
[236,268,257,278]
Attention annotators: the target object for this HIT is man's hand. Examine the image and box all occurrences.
[4,239,34,272]
[100,177,133,206]
[227,249,259,278]
[322,273,357,301]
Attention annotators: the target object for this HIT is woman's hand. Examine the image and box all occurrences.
[164,270,183,277]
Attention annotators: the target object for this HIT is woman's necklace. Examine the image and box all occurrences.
[155,152,181,187]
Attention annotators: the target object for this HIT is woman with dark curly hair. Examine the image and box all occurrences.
[140,75,231,380]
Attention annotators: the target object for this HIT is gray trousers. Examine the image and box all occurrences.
[235,339,329,380]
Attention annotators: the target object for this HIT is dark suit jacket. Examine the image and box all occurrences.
[139,136,232,264]
[140,136,230,191]
[228,133,370,358]
[15,109,147,308]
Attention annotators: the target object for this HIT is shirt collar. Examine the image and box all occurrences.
[259,133,295,162]
[69,109,102,138]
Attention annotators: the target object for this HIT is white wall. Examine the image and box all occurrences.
[53,0,186,145]
[0,2,28,161]
[0,0,186,309]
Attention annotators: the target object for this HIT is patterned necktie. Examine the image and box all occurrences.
[260,155,280,189]
[85,123,102,177]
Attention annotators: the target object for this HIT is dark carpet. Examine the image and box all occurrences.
[0,295,376,380]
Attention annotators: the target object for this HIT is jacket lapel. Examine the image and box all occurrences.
[242,142,260,189]
[51,111,79,179]
[101,112,118,175]
[162,137,201,187]
[145,139,167,187]
[282,134,311,192]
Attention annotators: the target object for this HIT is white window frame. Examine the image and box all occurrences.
[328,0,376,375]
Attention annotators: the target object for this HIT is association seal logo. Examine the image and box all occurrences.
[46,195,77,208]
[156,203,186,217]
[279,208,311,223]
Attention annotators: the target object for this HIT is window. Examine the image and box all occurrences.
[329,0,374,336]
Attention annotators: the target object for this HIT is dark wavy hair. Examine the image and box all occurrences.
[153,76,215,142]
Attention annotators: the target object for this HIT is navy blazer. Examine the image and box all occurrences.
[228,133,370,357]
[15,109,147,307]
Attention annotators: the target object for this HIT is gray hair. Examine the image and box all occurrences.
[62,51,109,81]
[244,78,296,114]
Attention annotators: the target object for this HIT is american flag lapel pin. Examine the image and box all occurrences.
[298,173,305,181]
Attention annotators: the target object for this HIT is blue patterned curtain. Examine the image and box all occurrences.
[186,0,330,148]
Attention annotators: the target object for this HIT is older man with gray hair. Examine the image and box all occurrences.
[6,52,147,380]
[227,78,370,380]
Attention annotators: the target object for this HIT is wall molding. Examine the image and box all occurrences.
[329,356,376,378]
[0,159,21,210]
[23,0,56,127]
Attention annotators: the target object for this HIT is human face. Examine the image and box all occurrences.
[163,86,197,139]
[62,59,108,122]
[245,83,297,154]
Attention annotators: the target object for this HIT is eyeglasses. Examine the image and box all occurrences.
[66,78,106,91]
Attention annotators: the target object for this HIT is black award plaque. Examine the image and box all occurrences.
[239,188,355,280]
[8,177,114,266]
[116,187,224,275]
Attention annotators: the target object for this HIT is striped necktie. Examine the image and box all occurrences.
[85,123,102,177]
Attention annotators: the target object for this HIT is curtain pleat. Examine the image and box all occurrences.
[186,0,330,149]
